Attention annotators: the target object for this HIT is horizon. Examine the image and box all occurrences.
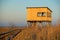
[0,0,60,26]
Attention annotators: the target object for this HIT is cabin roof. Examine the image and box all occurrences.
[26,7,52,12]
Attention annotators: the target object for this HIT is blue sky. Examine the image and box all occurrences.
[0,0,60,26]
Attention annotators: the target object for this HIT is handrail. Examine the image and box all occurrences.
[0,29,18,35]
[0,29,22,39]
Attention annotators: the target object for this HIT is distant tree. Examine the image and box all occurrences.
[9,22,16,30]
[9,22,16,27]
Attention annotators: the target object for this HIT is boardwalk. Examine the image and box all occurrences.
[0,28,22,40]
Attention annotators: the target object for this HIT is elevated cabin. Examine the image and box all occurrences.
[26,7,52,27]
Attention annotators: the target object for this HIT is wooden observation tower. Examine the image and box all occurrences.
[26,7,52,27]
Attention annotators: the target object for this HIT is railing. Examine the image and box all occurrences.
[0,29,22,40]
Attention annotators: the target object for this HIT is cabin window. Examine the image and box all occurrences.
[37,12,42,16]
[37,12,46,17]
[42,12,46,16]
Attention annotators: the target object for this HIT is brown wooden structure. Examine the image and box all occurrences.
[26,7,52,27]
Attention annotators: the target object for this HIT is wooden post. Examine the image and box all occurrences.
[27,22,30,28]
[39,22,42,28]
[46,22,49,27]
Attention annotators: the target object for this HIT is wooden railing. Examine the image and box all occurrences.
[0,29,22,40]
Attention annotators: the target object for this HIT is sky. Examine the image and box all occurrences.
[0,0,60,26]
